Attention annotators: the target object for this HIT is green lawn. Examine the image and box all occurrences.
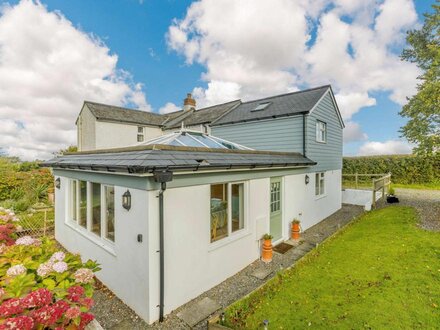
[225,206,440,329]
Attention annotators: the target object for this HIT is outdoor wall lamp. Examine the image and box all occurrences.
[55,178,61,189]
[122,190,131,211]
[305,175,310,185]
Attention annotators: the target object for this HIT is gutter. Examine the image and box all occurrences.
[153,170,173,322]
[303,113,307,157]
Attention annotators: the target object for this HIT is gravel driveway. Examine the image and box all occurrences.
[394,188,440,231]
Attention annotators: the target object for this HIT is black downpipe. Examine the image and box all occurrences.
[158,181,166,322]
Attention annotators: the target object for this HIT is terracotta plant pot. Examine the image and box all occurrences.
[261,239,273,262]
[291,222,300,240]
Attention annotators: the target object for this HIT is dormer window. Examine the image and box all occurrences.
[251,102,271,112]
[316,120,327,143]
[137,126,144,142]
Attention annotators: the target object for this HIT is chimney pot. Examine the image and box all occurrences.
[183,93,196,111]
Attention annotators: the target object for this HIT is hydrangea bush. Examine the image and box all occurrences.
[0,208,101,329]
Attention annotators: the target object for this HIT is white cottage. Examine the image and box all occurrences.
[44,85,344,324]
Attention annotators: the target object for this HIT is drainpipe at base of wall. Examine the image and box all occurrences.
[153,171,173,323]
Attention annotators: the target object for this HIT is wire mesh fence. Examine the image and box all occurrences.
[16,206,55,238]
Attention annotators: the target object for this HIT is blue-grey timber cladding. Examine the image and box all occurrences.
[211,116,304,153]
[306,92,343,171]
[212,90,343,172]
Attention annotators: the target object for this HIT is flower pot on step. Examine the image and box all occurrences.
[291,221,301,240]
[261,238,273,263]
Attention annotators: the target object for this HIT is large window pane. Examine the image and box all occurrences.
[104,186,115,242]
[210,184,228,242]
[315,173,320,196]
[231,183,244,233]
[91,183,101,236]
[320,173,325,195]
[70,180,77,222]
[79,181,87,228]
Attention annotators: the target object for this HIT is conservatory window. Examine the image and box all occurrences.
[91,182,101,236]
[78,180,87,228]
[316,120,327,143]
[68,180,115,244]
[104,186,115,242]
[315,172,325,196]
[210,182,246,243]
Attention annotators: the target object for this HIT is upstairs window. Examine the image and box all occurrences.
[137,126,144,142]
[316,120,327,143]
[251,102,271,112]
[315,172,325,196]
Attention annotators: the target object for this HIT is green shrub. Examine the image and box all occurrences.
[12,199,31,212]
[343,154,440,185]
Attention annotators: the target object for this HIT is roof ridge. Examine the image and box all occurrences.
[241,85,330,105]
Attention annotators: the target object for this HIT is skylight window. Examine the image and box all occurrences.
[251,102,271,112]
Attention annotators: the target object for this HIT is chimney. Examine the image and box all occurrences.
[183,93,196,111]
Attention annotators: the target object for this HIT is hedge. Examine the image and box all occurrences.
[343,154,440,184]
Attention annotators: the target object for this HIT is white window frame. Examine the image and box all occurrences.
[316,120,327,143]
[209,181,249,250]
[67,179,116,252]
[315,172,325,197]
[137,126,144,142]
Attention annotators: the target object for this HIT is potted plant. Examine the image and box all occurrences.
[386,186,399,203]
[291,219,301,240]
[261,233,273,263]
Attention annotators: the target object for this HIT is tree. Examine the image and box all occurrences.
[400,2,440,155]
[53,145,78,156]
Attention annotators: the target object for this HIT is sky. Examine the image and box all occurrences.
[0,0,435,160]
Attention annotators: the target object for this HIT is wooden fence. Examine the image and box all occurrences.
[343,173,392,208]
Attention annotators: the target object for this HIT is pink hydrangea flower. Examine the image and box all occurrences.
[67,286,85,302]
[52,261,68,273]
[79,312,94,330]
[0,315,34,330]
[65,306,81,319]
[49,251,65,262]
[37,262,52,277]
[20,288,53,309]
[6,264,26,277]
[81,297,94,309]
[0,298,23,317]
[15,236,34,246]
[74,268,94,284]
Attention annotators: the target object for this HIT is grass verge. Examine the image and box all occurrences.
[225,206,440,329]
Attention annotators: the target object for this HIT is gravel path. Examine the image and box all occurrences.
[394,188,440,231]
[91,204,364,330]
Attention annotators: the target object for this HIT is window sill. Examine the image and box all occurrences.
[315,140,327,144]
[208,230,251,252]
[315,194,327,201]
[65,221,116,257]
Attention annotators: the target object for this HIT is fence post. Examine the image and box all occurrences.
[355,173,358,189]
[43,210,47,236]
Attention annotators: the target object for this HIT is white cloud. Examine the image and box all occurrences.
[167,0,421,126]
[0,0,150,160]
[158,102,180,114]
[358,140,412,155]
[343,121,368,143]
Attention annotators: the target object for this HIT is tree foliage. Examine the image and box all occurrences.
[400,2,440,155]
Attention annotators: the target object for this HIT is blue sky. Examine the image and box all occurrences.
[0,0,435,160]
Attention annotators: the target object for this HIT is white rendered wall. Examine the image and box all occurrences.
[95,121,162,150]
[54,177,151,321]
[284,169,342,233]
[147,178,269,322]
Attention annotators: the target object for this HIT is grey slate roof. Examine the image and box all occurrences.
[42,145,316,174]
[212,85,330,126]
[163,100,241,129]
[81,85,333,128]
[84,101,167,126]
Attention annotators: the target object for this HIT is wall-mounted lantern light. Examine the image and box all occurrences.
[55,178,61,189]
[122,190,131,211]
[305,175,310,185]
